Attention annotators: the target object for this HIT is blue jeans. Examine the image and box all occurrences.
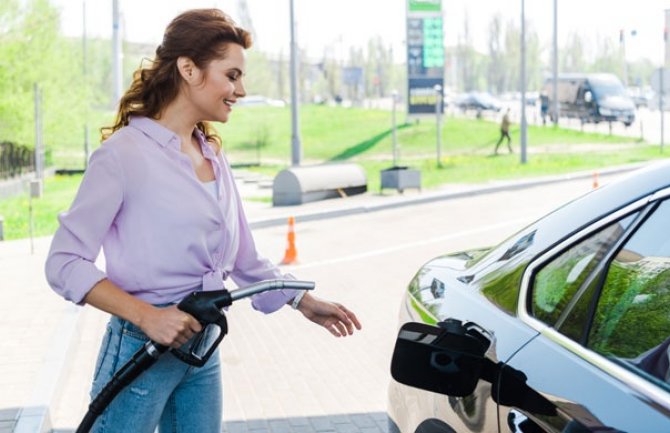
[89,315,223,433]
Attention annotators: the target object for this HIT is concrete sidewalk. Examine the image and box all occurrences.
[0,164,642,432]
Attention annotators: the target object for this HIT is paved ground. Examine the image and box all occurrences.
[0,165,640,433]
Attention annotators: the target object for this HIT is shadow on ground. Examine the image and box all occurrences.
[329,125,411,161]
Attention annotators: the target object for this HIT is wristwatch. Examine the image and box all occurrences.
[291,290,306,309]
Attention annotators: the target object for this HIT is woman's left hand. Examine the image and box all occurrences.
[297,293,362,337]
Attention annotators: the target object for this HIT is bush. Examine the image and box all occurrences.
[0,140,33,179]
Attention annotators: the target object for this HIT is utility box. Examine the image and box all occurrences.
[380,166,421,193]
[272,163,367,206]
[29,179,43,198]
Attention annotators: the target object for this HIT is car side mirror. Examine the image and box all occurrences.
[390,320,491,397]
[584,91,592,103]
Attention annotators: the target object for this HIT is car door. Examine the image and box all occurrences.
[499,191,670,433]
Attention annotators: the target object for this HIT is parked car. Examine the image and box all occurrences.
[628,87,655,108]
[542,73,636,126]
[456,92,503,114]
[236,95,286,107]
[388,161,670,433]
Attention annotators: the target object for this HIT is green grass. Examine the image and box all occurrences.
[0,174,81,240]
[50,109,117,169]
[241,145,666,192]
[218,105,640,163]
[1,105,666,240]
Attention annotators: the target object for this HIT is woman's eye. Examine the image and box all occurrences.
[228,74,239,82]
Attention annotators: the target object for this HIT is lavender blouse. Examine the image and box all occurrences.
[45,116,297,313]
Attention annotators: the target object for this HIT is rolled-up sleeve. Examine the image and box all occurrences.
[229,182,299,314]
[45,145,124,304]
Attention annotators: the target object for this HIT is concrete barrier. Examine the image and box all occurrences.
[272,163,367,206]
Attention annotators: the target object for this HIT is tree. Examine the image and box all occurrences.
[0,0,88,155]
[487,13,505,94]
[498,19,541,92]
[503,19,520,92]
[525,24,542,91]
[364,36,394,98]
[457,10,478,92]
[589,35,622,77]
[562,32,587,73]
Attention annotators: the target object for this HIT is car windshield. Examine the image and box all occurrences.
[590,78,627,99]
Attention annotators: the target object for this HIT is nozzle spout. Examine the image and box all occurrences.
[229,279,315,302]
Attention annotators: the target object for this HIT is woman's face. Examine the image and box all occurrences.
[186,43,247,124]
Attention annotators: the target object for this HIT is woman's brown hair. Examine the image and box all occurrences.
[101,9,252,150]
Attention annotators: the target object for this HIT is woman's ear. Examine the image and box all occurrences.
[177,56,198,83]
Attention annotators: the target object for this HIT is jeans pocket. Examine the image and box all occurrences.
[121,321,149,341]
[92,325,113,383]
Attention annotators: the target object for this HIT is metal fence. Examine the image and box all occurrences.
[0,141,34,179]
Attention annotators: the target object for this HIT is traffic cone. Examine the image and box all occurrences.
[592,171,600,189]
[280,216,298,265]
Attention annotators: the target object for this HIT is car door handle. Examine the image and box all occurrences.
[508,409,546,433]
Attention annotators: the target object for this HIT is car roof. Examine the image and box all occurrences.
[470,161,670,275]
[536,161,670,248]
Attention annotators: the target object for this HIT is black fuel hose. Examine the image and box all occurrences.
[76,279,314,433]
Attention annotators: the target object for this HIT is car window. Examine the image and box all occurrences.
[531,214,637,327]
[588,200,670,388]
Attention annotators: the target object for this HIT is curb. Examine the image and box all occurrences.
[248,162,645,230]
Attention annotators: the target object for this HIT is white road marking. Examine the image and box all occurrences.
[288,217,531,270]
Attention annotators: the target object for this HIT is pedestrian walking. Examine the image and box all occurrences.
[494,108,513,154]
[540,93,549,125]
[44,9,361,433]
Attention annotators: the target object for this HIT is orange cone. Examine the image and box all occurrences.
[592,171,599,189]
[280,216,298,265]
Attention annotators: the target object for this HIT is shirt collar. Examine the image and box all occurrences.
[129,116,180,150]
[129,116,219,161]
[193,128,217,160]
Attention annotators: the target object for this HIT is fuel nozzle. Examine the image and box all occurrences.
[169,279,315,367]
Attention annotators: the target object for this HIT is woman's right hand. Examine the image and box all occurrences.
[139,305,203,348]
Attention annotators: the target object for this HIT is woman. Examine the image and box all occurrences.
[45,9,361,433]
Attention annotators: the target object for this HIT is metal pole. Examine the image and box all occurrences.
[289,0,302,166]
[83,1,87,77]
[33,83,43,179]
[661,67,665,152]
[520,0,527,164]
[622,30,628,87]
[552,0,558,126]
[391,90,398,166]
[29,192,34,254]
[83,0,90,169]
[112,0,122,105]
[434,85,442,168]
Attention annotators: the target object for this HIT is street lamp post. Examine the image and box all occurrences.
[289,0,302,166]
[112,0,122,105]
[621,29,637,87]
[552,0,558,126]
[520,0,528,164]
[83,0,90,168]
[391,90,399,166]
[434,84,443,168]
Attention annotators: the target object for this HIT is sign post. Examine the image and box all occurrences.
[651,67,669,152]
[407,0,444,115]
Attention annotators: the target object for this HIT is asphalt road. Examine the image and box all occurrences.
[218,175,608,421]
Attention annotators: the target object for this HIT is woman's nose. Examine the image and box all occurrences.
[235,81,246,98]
